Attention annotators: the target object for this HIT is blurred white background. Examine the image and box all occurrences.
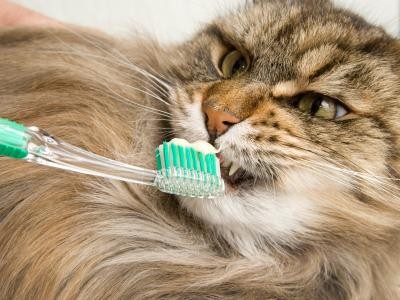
[13,0,400,42]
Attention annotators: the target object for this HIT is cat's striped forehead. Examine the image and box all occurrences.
[199,1,396,113]
[210,3,391,80]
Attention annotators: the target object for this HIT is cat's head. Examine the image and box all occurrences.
[162,0,400,255]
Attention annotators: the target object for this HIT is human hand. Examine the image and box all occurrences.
[0,0,57,27]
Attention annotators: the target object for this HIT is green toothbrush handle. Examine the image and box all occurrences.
[0,118,30,159]
[0,118,157,185]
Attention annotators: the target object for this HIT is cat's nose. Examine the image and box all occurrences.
[202,104,241,138]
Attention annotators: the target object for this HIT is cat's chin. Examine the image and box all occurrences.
[178,172,316,256]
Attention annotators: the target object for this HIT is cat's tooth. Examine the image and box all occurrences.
[229,163,240,176]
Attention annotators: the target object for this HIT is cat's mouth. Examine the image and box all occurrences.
[218,155,256,189]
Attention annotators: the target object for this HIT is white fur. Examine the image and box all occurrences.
[180,184,317,255]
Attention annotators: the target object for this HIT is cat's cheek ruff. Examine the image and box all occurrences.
[178,184,317,256]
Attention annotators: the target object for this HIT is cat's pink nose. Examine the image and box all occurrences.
[202,105,240,137]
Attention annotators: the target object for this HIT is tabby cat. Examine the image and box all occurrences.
[1,0,400,299]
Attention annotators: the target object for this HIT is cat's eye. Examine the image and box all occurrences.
[296,93,348,120]
[220,50,248,78]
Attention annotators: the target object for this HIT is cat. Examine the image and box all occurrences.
[1,0,400,299]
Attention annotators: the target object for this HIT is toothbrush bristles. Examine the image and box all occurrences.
[155,141,224,198]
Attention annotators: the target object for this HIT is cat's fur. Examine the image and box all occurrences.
[1,0,400,299]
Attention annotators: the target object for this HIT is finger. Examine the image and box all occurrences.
[0,0,58,27]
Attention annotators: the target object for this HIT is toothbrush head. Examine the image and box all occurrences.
[0,118,30,159]
[154,140,225,198]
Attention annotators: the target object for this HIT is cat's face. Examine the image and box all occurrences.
[164,0,400,253]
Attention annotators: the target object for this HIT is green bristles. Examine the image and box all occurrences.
[154,141,224,198]
[0,118,30,159]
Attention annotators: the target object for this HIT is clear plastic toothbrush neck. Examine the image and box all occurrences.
[25,126,157,185]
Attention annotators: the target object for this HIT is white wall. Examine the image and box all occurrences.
[13,0,400,41]
[335,0,398,36]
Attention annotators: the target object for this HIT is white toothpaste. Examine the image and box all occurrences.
[170,138,218,154]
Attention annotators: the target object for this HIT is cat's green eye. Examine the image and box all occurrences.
[296,94,348,120]
[220,50,248,78]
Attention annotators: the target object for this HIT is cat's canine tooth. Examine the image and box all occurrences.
[229,163,240,176]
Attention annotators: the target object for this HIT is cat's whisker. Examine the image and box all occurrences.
[41,31,172,96]
[128,118,172,123]
[51,26,174,93]
[147,128,177,132]
[103,85,172,116]
[291,157,400,200]
[112,80,170,107]
[289,148,399,192]
[103,39,173,88]
[312,161,400,196]
[100,84,172,118]
[95,68,170,106]
[286,134,400,183]
[87,85,172,119]
[253,150,382,197]
[130,74,170,99]
[106,61,171,99]
[322,160,399,183]
[284,158,362,190]
[306,155,400,198]
[92,60,170,103]
[38,48,171,107]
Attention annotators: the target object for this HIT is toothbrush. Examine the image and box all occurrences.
[0,118,224,198]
